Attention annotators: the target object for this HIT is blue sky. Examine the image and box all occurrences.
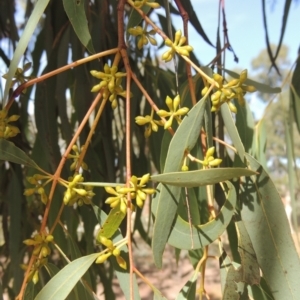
[188,0,300,72]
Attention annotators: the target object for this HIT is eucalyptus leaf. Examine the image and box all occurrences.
[151,168,256,187]
[152,96,207,267]
[63,0,95,53]
[34,253,99,300]
[152,181,236,250]
[0,139,39,169]
[241,154,300,299]
[92,205,141,300]
[175,272,197,300]
[221,103,245,162]
[3,0,50,104]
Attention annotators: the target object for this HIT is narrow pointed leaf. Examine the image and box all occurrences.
[151,168,256,187]
[176,272,197,300]
[290,56,300,133]
[235,221,260,285]
[152,181,236,250]
[241,154,300,299]
[63,0,95,53]
[3,0,50,104]
[152,97,207,267]
[92,205,141,300]
[221,103,245,162]
[0,139,39,168]
[34,253,99,300]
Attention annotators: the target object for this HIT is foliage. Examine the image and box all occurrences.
[0,0,299,300]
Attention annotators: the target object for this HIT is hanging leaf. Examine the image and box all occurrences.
[175,271,197,300]
[34,253,99,300]
[241,154,300,299]
[92,205,141,300]
[3,0,50,104]
[0,139,39,169]
[152,181,236,250]
[152,96,207,267]
[235,221,260,285]
[290,57,300,133]
[221,103,246,162]
[96,205,126,240]
[151,168,255,187]
[63,0,95,53]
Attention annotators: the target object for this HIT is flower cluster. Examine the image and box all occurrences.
[162,30,193,62]
[135,109,163,137]
[96,236,126,269]
[24,174,51,205]
[132,0,160,9]
[21,257,48,284]
[182,147,222,171]
[22,232,54,284]
[90,64,128,109]
[67,144,88,171]
[157,95,189,129]
[63,174,95,206]
[0,109,20,139]
[199,147,222,167]
[105,173,155,211]
[128,25,157,49]
[23,232,54,258]
[2,62,34,93]
[202,70,256,113]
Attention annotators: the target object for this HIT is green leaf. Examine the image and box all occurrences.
[92,205,141,300]
[96,205,126,240]
[63,0,95,53]
[290,60,300,133]
[3,0,50,104]
[224,69,281,94]
[235,99,254,153]
[8,167,24,292]
[176,271,197,300]
[151,168,256,187]
[235,221,260,285]
[152,96,207,267]
[153,288,168,300]
[0,139,39,169]
[152,181,236,250]
[170,0,214,47]
[241,154,300,299]
[34,253,99,300]
[221,103,245,162]
[252,119,267,171]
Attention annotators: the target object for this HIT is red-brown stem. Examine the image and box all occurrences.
[120,47,134,300]
[128,2,168,40]
[40,93,102,232]
[5,48,118,111]
[117,0,127,50]
[129,69,175,136]
[76,96,107,173]
[16,254,36,299]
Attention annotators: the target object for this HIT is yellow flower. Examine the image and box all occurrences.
[135,109,163,137]
[128,25,157,50]
[162,30,193,62]
[90,64,129,109]
[157,95,189,129]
